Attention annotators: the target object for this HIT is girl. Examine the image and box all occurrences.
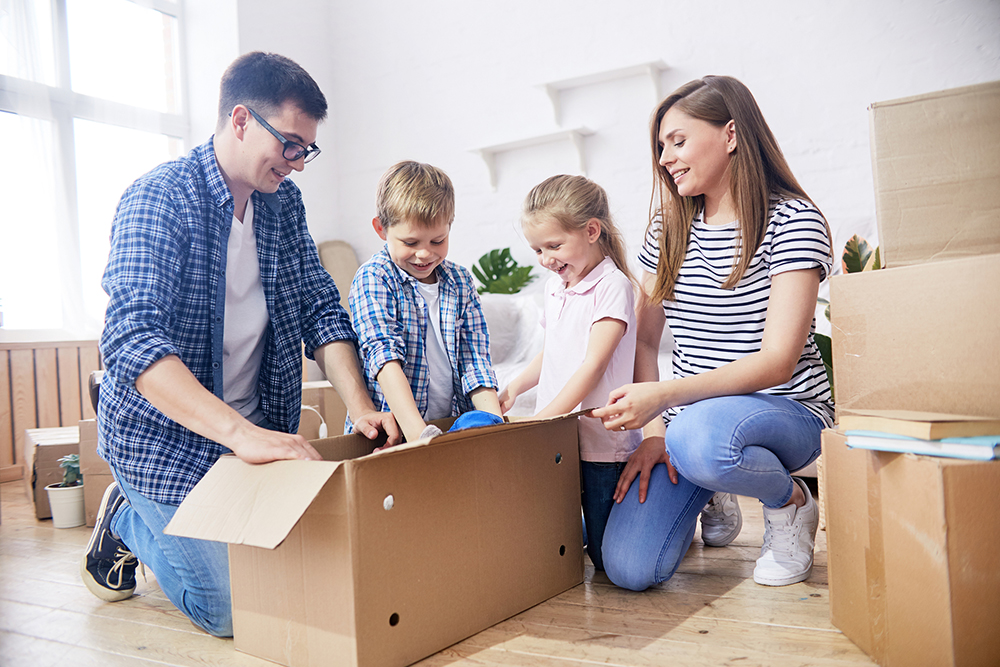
[499,175,641,571]
[591,76,834,589]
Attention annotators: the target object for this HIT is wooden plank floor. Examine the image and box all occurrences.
[0,479,873,666]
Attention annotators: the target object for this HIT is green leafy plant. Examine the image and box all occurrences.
[814,234,881,399]
[57,454,82,487]
[472,248,536,295]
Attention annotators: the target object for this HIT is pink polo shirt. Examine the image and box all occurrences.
[536,257,642,462]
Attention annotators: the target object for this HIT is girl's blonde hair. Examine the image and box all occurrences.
[522,175,635,285]
[648,75,821,302]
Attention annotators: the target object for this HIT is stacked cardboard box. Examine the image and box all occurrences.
[824,80,1000,666]
[23,427,80,520]
[79,419,113,527]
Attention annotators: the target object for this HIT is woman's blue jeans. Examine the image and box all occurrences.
[601,393,825,591]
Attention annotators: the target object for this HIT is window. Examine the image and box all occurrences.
[0,0,187,333]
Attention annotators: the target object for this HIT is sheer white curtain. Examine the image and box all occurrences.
[0,0,187,336]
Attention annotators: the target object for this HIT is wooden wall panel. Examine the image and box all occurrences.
[35,348,60,428]
[0,351,13,480]
[0,340,101,483]
[9,349,36,479]
[57,347,82,426]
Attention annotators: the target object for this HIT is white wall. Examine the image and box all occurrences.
[220,0,1000,302]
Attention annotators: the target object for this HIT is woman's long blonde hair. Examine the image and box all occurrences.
[523,174,635,285]
[648,76,818,302]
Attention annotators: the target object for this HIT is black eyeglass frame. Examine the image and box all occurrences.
[245,107,321,164]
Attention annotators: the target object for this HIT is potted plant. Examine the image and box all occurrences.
[815,234,881,400]
[45,453,85,528]
[472,248,536,295]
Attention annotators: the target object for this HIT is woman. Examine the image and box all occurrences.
[591,75,833,589]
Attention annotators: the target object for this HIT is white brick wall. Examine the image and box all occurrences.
[217,0,1000,316]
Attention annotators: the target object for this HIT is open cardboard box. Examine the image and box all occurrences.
[166,414,584,667]
[822,430,1000,666]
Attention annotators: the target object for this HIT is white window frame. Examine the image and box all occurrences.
[0,0,190,335]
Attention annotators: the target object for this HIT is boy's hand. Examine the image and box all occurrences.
[352,410,402,446]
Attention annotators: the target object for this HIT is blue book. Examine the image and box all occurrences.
[845,430,1000,461]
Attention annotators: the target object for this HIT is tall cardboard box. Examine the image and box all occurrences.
[870,80,1000,267]
[822,430,1000,666]
[830,253,1000,418]
[78,419,113,527]
[23,427,80,520]
[167,415,584,667]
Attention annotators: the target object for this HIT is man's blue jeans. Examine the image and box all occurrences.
[601,393,825,591]
[110,472,232,637]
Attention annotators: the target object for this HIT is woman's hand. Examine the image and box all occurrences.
[591,381,675,431]
[613,436,678,504]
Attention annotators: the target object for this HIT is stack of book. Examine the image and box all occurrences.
[841,409,1000,461]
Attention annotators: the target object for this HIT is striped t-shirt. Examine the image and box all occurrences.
[638,197,834,426]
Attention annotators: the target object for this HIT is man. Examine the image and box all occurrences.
[81,52,399,637]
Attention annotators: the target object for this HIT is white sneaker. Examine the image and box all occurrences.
[753,478,818,586]
[700,492,743,547]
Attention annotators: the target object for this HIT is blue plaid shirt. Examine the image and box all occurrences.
[348,247,497,428]
[98,138,355,505]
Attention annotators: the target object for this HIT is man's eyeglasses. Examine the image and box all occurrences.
[246,107,321,163]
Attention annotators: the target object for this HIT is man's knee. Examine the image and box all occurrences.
[191,606,233,637]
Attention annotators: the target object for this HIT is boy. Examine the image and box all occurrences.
[350,161,501,441]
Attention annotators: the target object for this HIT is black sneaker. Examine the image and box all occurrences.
[80,482,138,601]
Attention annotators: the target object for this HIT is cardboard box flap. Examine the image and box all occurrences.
[165,456,342,549]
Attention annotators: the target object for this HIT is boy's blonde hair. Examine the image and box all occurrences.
[375,161,455,228]
[522,175,635,285]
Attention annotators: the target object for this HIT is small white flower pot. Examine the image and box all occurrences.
[45,483,85,528]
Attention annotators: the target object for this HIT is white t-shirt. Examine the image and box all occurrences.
[416,279,455,421]
[223,204,269,423]
[537,257,642,463]
[638,197,834,427]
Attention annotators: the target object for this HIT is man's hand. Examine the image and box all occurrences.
[225,424,322,464]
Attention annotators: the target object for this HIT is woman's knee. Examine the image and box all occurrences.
[602,542,657,592]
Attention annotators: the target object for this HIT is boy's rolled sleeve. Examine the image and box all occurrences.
[456,273,498,396]
[349,262,408,382]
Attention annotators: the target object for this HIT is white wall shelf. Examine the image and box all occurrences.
[472,127,594,190]
[539,60,670,124]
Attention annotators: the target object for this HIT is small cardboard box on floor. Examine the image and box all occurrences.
[830,253,1000,417]
[869,80,1000,268]
[23,426,80,520]
[78,419,113,527]
[821,430,1000,666]
[166,414,584,667]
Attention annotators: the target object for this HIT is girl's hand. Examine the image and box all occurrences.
[498,386,517,414]
[591,382,674,431]
[613,436,678,504]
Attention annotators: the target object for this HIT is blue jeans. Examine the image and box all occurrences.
[111,471,232,636]
[581,460,627,572]
[602,394,824,591]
